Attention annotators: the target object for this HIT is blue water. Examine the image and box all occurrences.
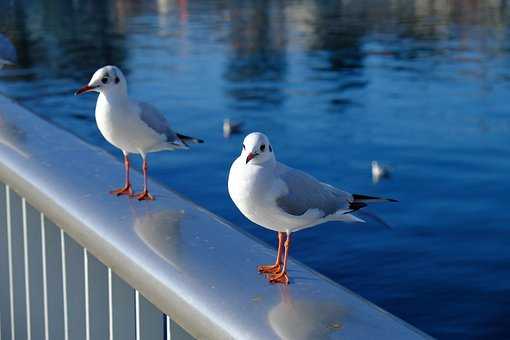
[2,0,510,337]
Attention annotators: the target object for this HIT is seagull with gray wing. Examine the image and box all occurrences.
[228,132,396,284]
[75,65,203,201]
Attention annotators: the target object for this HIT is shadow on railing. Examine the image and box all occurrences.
[0,94,429,340]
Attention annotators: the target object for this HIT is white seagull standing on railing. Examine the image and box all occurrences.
[0,34,17,68]
[75,65,203,201]
[228,132,397,284]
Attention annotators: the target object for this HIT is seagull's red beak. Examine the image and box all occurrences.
[74,85,97,96]
[246,152,256,164]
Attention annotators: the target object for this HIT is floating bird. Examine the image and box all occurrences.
[223,118,243,138]
[75,65,203,201]
[371,160,391,183]
[0,34,17,68]
[228,132,396,284]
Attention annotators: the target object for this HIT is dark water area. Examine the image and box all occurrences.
[2,0,510,338]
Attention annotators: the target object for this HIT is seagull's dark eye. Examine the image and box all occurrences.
[260,144,266,152]
[269,145,272,152]
[115,77,120,84]
[101,77,108,84]
[243,144,246,150]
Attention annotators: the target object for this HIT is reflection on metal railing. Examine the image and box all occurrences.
[0,94,428,339]
[0,184,191,340]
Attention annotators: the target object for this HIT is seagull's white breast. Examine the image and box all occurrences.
[95,95,165,154]
[228,158,318,233]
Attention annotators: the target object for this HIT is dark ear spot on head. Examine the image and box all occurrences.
[269,145,272,152]
[115,77,120,84]
[243,144,246,150]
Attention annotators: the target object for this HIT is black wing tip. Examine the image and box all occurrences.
[352,193,398,203]
[352,194,374,201]
[176,133,204,144]
[348,201,367,212]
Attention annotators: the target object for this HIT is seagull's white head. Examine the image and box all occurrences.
[241,132,275,165]
[75,65,127,97]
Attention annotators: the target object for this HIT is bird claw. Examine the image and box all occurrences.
[257,264,281,274]
[267,272,289,285]
[110,184,133,196]
[131,191,155,201]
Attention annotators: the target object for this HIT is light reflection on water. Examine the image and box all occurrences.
[2,0,510,338]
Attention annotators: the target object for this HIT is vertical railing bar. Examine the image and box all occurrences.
[5,186,15,340]
[166,315,171,340]
[60,230,69,340]
[135,290,140,340]
[84,249,90,340]
[40,213,49,340]
[108,268,113,340]
[22,198,31,340]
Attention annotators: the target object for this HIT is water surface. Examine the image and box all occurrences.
[1,1,510,338]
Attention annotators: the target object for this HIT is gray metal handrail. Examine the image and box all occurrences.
[0,93,429,339]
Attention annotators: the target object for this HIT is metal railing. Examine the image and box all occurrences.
[0,185,191,340]
[0,94,429,340]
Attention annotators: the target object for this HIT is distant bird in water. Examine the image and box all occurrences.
[223,118,243,138]
[228,132,397,284]
[75,65,203,201]
[0,34,17,68]
[371,160,391,183]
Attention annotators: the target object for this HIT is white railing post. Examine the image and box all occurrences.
[6,186,15,340]
[84,249,90,340]
[60,229,69,340]
[40,213,49,340]
[22,198,31,340]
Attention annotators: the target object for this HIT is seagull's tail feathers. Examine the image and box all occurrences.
[330,210,365,223]
[351,193,398,204]
[168,141,189,150]
[343,194,396,228]
[343,214,365,223]
[329,209,365,223]
[338,194,396,219]
[176,133,204,146]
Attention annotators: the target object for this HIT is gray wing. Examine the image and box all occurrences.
[138,102,179,143]
[275,164,352,217]
[0,34,16,64]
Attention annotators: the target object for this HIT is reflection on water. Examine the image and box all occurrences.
[225,2,287,108]
[2,0,510,338]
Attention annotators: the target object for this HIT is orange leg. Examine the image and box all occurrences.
[258,232,285,274]
[110,153,133,196]
[267,232,291,285]
[132,157,155,201]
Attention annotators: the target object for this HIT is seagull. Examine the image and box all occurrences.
[75,65,203,201]
[223,118,243,138]
[371,160,391,183]
[228,132,397,284]
[0,34,17,68]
